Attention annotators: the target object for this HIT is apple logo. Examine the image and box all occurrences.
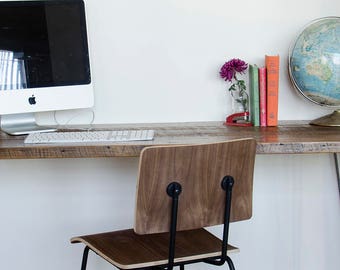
[28,95,36,105]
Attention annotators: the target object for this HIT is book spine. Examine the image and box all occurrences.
[248,64,260,126]
[258,67,267,127]
[265,55,279,126]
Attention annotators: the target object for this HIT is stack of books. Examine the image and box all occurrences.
[249,55,280,127]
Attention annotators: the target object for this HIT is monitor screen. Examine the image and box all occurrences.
[0,0,94,116]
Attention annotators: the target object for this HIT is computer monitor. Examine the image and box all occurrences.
[0,0,94,135]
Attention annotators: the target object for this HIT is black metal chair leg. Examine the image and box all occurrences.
[81,246,90,270]
[226,256,235,270]
[179,264,184,270]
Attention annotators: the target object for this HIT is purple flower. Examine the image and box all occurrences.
[220,58,248,82]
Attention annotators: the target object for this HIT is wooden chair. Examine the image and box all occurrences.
[71,139,257,270]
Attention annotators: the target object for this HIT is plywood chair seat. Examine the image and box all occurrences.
[71,228,239,269]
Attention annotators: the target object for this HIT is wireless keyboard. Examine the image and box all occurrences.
[24,130,155,144]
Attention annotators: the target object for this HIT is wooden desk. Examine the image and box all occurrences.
[0,120,340,159]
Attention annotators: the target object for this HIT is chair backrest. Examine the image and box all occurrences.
[134,139,257,234]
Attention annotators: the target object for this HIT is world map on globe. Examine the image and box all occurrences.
[289,17,340,107]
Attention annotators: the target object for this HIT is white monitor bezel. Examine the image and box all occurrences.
[0,83,94,115]
[0,0,94,116]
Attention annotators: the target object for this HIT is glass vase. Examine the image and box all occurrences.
[225,90,251,126]
[231,90,249,115]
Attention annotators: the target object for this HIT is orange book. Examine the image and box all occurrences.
[265,55,279,126]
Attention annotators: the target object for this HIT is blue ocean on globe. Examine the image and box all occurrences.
[289,17,340,106]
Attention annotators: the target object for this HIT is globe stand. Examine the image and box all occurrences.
[310,110,340,126]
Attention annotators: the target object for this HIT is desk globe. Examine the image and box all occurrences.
[288,17,340,126]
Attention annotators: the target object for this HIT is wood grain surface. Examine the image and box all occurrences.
[71,228,238,269]
[135,139,256,234]
[1,121,340,159]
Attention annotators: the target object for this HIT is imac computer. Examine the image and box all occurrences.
[0,0,94,135]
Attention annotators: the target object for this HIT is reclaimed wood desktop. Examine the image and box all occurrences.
[0,120,340,159]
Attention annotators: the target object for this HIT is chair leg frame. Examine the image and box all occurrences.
[78,176,234,270]
[166,175,235,270]
[204,175,234,267]
[81,246,90,270]
[166,182,182,270]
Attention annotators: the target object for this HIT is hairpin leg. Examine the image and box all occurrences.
[334,153,340,197]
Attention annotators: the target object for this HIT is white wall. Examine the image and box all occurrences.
[1,0,340,270]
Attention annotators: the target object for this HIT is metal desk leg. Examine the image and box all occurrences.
[333,153,340,197]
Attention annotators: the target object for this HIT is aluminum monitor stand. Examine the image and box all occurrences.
[0,113,56,135]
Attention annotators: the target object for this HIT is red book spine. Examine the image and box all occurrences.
[258,67,267,127]
[265,55,280,126]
